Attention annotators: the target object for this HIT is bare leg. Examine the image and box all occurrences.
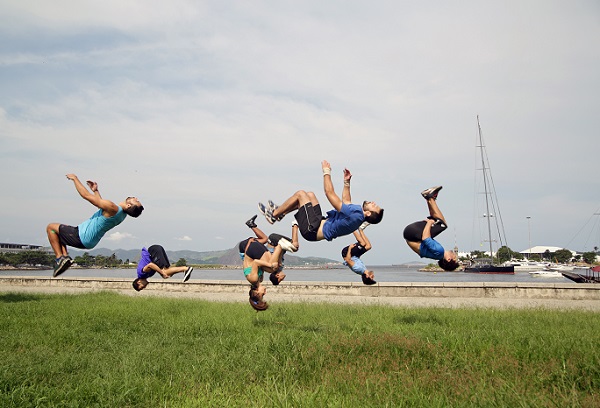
[251,226,268,243]
[426,198,447,224]
[291,224,299,249]
[273,190,317,219]
[46,223,68,258]
[161,266,189,278]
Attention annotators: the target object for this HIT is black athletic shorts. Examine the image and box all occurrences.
[294,203,323,242]
[267,233,292,247]
[403,218,447,242]
[148,245,171,269]
[341,243,368,259]
[239,238,268,260]
[58,225,86,249]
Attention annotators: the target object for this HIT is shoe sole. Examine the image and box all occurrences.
[53,258,73,278]
[421,186,442,199]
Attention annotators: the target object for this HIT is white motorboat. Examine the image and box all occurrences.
[504,261,547,272]
[529,270,563,278]
[545,264,575,272]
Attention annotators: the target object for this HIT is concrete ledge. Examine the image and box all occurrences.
[1,276,598,300]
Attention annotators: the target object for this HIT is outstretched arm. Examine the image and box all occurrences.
[342,168,352,204]
[66,174,119,216]
[322,160,342,211]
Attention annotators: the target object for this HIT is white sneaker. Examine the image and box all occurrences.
[278,238,298,252]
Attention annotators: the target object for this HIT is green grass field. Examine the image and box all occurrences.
[1,291,598,407]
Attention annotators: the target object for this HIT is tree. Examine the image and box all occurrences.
[553,249,573,264]
[175,258,187,267]
[470,250,486,259]
[512,252,524,260]
[543,250,551,261]
[582,251,597,264]
[496,246,514,263]
[74,252,94,267]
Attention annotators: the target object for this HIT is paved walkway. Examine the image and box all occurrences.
[1,276,599,310]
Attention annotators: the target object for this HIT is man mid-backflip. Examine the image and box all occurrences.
[46,174,144,277]
[258,160,383,243]
[341,227,376,285]
[403,186,459,271]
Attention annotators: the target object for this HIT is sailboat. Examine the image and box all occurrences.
[464,116,514,274]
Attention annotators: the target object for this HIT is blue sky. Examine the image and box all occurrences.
[1,1,599,264]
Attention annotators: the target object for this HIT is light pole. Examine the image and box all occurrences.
[526,216,531,259]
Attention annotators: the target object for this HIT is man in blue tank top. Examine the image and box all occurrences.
[259,160,383,242]
[46,174,144,277]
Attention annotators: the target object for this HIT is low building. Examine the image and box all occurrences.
[519,246,577,258]
[0,242,50,254]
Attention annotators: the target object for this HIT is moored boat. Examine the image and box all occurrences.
[464,117,514,275]
[529,270,563,278]
[465,263,514,274]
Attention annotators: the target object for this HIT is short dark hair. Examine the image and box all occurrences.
[361,273,377,285]
[269,272,284,286]
[132,278,144,291]
[438,259,459,271]
[124,204,144,218]
[365,208,384,224]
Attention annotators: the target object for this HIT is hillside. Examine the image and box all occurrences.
[69,246,339,267]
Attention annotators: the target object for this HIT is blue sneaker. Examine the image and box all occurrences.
[267,200,279,213]
[258,202,277,224]
[53,256,73,277]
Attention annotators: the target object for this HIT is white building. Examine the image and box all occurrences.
[519,246,577,258]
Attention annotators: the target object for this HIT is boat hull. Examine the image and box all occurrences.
[464,265,515,274]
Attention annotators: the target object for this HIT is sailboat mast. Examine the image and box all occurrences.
[477,116,494,261]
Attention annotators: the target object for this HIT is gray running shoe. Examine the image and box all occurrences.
[258,202,277,224]
[421,186,443,200]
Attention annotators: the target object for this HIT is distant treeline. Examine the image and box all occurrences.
[0,250,183,268]
[464,245,598,264]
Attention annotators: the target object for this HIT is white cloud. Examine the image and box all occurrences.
[1,1,599,263]
[105,232,134,242]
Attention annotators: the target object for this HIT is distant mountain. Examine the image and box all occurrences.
[69,245,339,266]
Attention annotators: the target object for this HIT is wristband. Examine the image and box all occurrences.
[343,181,350,186]
[323,168,331,176]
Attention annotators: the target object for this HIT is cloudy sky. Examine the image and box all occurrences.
[1,1,599,264]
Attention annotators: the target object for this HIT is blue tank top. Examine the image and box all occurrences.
[78,207,127,249]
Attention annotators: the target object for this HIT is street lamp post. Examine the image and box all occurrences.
[526,216,531,259]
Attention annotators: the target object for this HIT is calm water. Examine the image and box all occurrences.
[1,265,571,284]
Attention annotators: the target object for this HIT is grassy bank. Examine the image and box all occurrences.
[1,292,598,407]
